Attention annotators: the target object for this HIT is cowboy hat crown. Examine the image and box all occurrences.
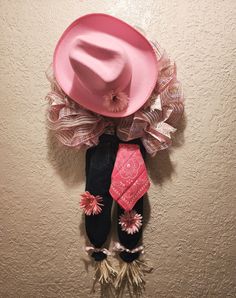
[69,33,132,95]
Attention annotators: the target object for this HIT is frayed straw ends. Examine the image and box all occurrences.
[114,259,153,293]
[94,259,118,285]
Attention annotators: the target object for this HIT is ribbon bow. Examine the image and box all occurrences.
[112,242,145,254]
[84,245,112,256]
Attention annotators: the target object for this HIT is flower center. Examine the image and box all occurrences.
[112,95,118,102]
[126,218,135,226]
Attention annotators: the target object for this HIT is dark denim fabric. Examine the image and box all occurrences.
[85,134,146,262]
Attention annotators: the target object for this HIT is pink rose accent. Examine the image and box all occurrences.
[103,90,129,113]
[80,191,104,215]
[119,210,142,234]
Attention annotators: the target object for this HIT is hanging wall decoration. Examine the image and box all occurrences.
[45,13,184,292]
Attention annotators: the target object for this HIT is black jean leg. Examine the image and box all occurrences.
[117,197,144,262]
[116,138,146,263]
[84,137,118,261]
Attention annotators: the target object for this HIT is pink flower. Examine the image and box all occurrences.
[119,210,142,234]
[103,90,129,113]
[80,191,104,215]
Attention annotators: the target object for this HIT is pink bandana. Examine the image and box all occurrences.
[109,144,150,211]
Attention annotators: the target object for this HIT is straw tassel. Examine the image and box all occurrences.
[93,259,118,285]
[114,259,153,292]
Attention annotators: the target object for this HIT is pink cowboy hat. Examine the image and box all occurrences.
[53,13,158,117]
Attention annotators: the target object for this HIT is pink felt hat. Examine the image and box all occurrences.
[53,13,158,118]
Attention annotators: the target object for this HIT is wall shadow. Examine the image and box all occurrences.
[147,114,187,185]
[46,130,85,187]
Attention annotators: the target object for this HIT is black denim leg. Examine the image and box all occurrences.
[116,138,146,263]
[85,135,118,261]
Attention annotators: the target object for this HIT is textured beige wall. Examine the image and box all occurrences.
[1,0,236,297]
